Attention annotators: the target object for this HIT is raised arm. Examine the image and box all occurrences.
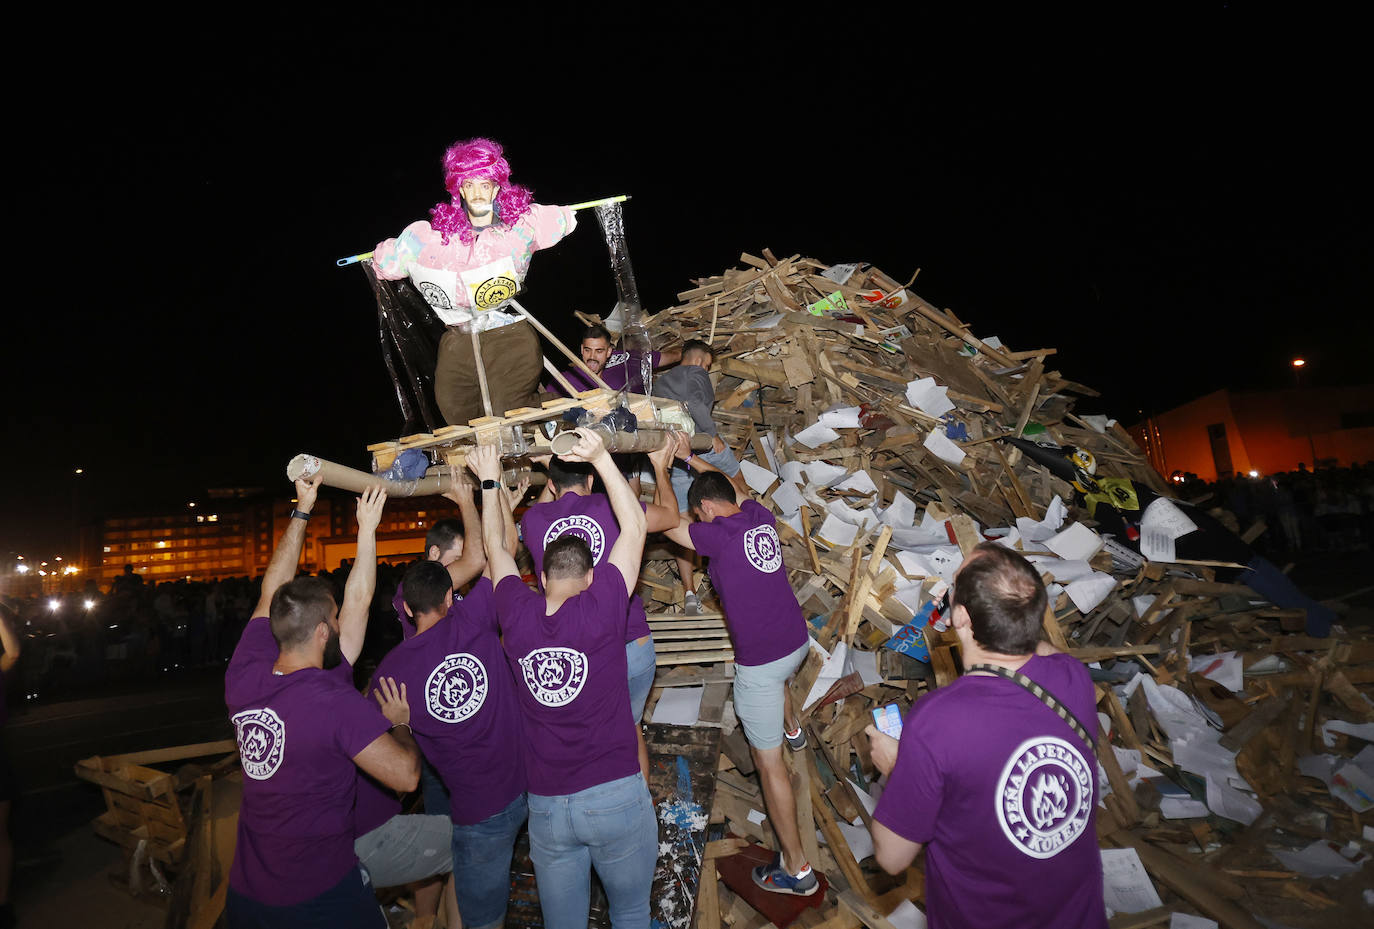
[441,469,486,589]
[560,428,645,596]
[645,440,681,531]
[468,446,518,586]
[339,486,386,665]
[252,475,323,617]
[0,604,21,674]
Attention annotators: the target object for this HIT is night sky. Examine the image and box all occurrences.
[4,12,1368,560]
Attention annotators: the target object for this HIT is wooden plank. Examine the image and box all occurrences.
[1108,833,1265,929]
[100,740,239,769]
[836,890,901,929]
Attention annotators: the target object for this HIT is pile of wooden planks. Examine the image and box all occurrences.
[624,252,1374,929]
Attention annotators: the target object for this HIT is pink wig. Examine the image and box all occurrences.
[429,138,534,246]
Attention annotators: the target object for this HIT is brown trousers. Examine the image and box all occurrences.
[434,319,543,426]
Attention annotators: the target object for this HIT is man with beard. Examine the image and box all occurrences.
[373,137,577,426]
[864,543,1107,929]
[554,323,682,395]
[225,481,421,928]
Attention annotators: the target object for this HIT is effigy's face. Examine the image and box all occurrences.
[581,337,611,374]
[460,178,499,217]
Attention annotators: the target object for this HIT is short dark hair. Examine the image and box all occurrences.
[682,339,714,362]
[951,543,1047,655]
[548,457,594,491]
[687,471,735,513]
[269,577,336,649]
[425,518,463,558]
[544,535,593,580]
[580,323,612,345]
[403,560,452,617]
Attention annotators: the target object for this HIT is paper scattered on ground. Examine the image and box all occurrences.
[836,470,879,495]
[818,406,864,429]
[1132,594,1158,617]
[905,378,955,418]
[816,514,860,548]
[1206,773,1263,825]
[771,481,805,516]
[1161,797,1212,819]
[1170,915,1218,929]
[794,422,841,448]
[803,461,848,487]
[736,459,779,496]
[1066,572,1118,614]
[1101,847,1164,913]
[803,640,850,709]
[1321,719,1374,746]
[1016,496,1067,541]
[922,428,965,466]
[886,900,928,929]
[746,808,768,825]
[847,779,880,818]
[1330,762,1374,813]
[848,647,884,687]
[880,490,917,528]
[1270,839,1367,878]
[836,819,874,862]
[652,686,703,726]
[1140,498,1200,562]
[1188,651,1245,693]
[1046,522,1104,560]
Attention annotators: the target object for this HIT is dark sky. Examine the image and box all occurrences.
[3,12,1369,559]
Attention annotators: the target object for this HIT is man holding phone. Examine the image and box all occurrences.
[865,543,1107,928]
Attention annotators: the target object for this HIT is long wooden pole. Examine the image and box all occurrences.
[469,326,495,418]
[508,299,613,391]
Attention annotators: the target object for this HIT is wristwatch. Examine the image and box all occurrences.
[290,509,311,521]
[480,479,501,491]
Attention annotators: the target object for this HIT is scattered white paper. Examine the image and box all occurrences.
[1140,498,1200,562]
[1101,847,1164,914]
[1271,840,1366,878]
[1016,496,1068,541]
[819,406,864,429]
[836,819,875,862]
[757,432,780,472]
[847,779,880,818]
[1079,414,1117,434]
[803,461,849,487]
[905,377,955,418]
[1046,522,1104,560]
[1205,773,1263,825]
[886,900,928,929]
[1188,652,1245,693]
[651,686,703,726]
[836,470,879,495]
[923,429,966,466]
[795,422,841,448]
[821,262,860,284]
[749,312,785,329]
[771,481,805,516]
[747,808,768,825]
[1161,797,1212,819]
[780,459,805,485]
[1170,915,1218,929]
[1066,572,1118,614]
[1330,762,1374,812]
[803,639,849,709]
[737,459,780,496]
[893,580,925,615]
[849,647,884,687]
[1132,594,1158,618]
[1322,719,1374,745]
[879,490,917,529]
[1031,557,1095,584]
[816,514,859,548]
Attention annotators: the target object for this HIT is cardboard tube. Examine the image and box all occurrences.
[287,454,448,498]
[549,429,713,456]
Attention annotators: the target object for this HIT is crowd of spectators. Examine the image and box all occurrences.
[1172,461,1374,558]
[0,562,416,709]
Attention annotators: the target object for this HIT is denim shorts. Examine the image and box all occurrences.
[451,792,528,929]
[527,774,658,929]
[733,641,809,750]
[354,813,452,889]
[626,635,656,723]
[669,444,741,511]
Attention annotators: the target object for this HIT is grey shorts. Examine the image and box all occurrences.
[732,641,810,750]
[669,444,741,512]
[354,812,453,889]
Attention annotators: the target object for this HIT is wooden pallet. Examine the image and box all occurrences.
[651,612,734,665]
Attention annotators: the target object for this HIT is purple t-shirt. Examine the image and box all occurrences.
[688,500,807,666]
[520,494,651,643]
[494,568,638,797]
[873,654,1107,929]
[354,773,401,838]
[557,349,662,394]
[225,618,391,906]
[372,578,525,825]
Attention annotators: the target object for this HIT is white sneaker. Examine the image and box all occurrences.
[683,592,702,616]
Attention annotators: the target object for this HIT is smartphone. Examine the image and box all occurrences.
[872,703,904,740]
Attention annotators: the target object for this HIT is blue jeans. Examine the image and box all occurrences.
[451,792,528,929]
[626,636,656,723]
[527,774,658,929]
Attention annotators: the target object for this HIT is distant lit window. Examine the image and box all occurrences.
[103,546,111,553]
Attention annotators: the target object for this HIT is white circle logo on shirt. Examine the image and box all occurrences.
[425,653,489,723]
[544,515,606,563]
[417,281,453,310]
[743,525,783,573]
[519,647,588,707]
[232,708,286,780]
[995,736,1093,859]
